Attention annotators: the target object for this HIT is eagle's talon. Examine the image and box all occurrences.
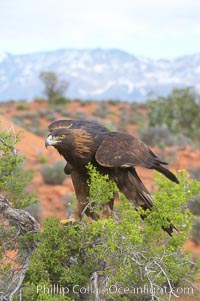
[60,217,77,225]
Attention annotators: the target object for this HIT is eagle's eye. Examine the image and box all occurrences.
[58,134,65,139]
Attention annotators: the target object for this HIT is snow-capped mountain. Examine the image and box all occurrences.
[0,48,199,101]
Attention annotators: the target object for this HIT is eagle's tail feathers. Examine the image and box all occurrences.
[128,169,177,236]
[153,165,179,184]
[128,169,153,209]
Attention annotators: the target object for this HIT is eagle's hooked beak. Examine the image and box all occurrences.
[45,135,56,148]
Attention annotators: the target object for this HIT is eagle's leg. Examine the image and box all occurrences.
[60,201,88,224]
[101,198,114,218]
[61,172,115,224]
[61,170,91,224]
[60,167,80,224]
[60,197,89,225]
[61,199,99,224]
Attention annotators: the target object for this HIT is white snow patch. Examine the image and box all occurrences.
[93,65,105,73]
[118,79,135,93]
[89,81,115,95]
[0,52,8,63]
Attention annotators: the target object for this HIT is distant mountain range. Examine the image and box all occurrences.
[0,48,199,102]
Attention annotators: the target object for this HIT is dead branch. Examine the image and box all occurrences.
[0,195,39,235]
[0,195,40,301]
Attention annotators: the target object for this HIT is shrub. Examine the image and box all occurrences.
[38,109,49,117]
[188,195,200,216]
[93,103,108,118]
[74,111,87,120]
[11,116,25,127]
[87,162,117,214]
[38,156,48,164]
[11,113,43,137]
[25,203,42,223]
[188,166,200,182]
[147,88,200,141]
[139,125,191,148]
[39,71,69,107]
[34,97,46,103]
[0,128,36,209]
[55,97,70,105]
[16,101,29,110]
[129,110,143,125]
[55,105,66,114]
[188,194,200,246]
[107,99,121,105]
[12,112,38,122]
[79,100,93,106]
[22,167,200,301]
[41,161,66,185]
[0,126,38,299]
[129,102,143,125]
[61,110,70,117]
[191,217,200,245]
[46,112,56,122]
[33,128,47,137]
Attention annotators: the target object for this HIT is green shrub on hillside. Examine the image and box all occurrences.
[147,88,200,142]
[139,125,191,147]
[23,166,200,301]
[0,126,38,299]
[55,97,70,105]
[188,166,200,182]
[41,161,66,185]
[191,217,200,245]
[188,195,200,216]
[16,101,29,110]
[0,129,36,209]
[93,103,108,118]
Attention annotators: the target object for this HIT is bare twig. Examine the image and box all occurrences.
[153,260,179,299]
[8,260,29,301]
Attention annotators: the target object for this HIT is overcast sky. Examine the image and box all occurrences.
[0,0,200,59]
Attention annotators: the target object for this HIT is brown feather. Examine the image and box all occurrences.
[48,119,73,132]
[73,129,94,158]
[95,132,179,184]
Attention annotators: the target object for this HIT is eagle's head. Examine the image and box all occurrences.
[45,126,94,162]
[45,128,72,149]
[45,119,106,163]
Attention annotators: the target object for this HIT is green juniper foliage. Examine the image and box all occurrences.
[86,162,117,214]
[0,129,36,208]
[147,87,200,142]
[23,165,200,301]
[0,126,38,299]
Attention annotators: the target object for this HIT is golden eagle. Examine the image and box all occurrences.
[45,119,179,235]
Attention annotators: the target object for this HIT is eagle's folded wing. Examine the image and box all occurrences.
[95,133,179,184]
